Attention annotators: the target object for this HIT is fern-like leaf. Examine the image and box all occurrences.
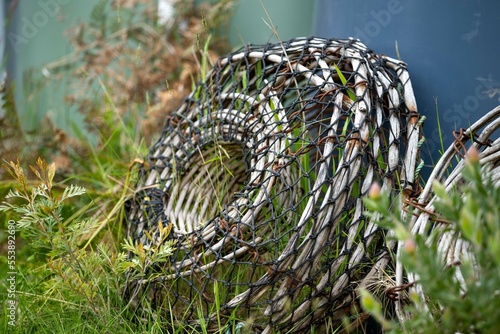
[5,189,27,200]
[0,202,14,212]
[33,186,50,199]
[61,184,86,202]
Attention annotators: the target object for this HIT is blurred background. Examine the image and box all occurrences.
[2,0,499,174]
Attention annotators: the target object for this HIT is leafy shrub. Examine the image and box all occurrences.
[361,150,500,333]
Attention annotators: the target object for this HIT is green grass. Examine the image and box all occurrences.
[0,111,147,333]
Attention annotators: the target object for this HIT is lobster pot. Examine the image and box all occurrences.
[125,37,422,332]
[395,106,500,321]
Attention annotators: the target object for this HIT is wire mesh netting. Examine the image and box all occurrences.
[394,105,500,322]
[125,36,422,332]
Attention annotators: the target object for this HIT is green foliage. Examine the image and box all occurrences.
[0,159,108,326]
[1,159,86,250]
[362,156,500,333]
[0,158,180,333]
[333,63,356,101]
[120,220,177,278]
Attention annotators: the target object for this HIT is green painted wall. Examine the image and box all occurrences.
[8,0,99,135]
[195,0,314,47]
[227,0,314,47]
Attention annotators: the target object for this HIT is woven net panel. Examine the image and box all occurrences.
[125,37,421,332]
[394,105,500,321]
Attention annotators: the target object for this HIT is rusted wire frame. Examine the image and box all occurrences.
[126,37,422,332]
